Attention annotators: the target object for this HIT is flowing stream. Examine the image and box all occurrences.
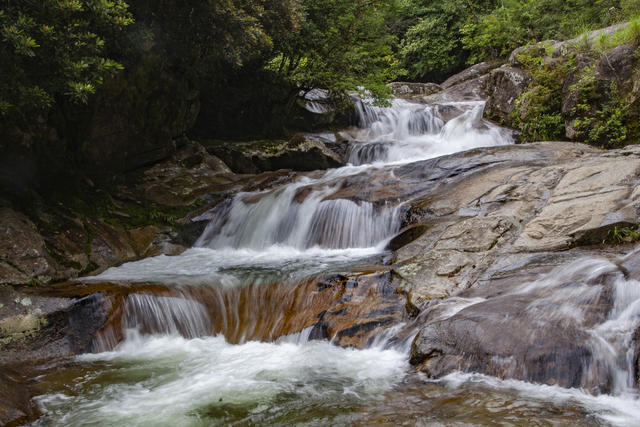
[30,99,640,425]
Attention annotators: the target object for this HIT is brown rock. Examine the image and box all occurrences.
[0,208,58,285]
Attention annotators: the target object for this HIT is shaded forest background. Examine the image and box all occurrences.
[1,0,639,192]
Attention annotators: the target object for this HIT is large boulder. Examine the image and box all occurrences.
[441,61,504,89]
[204,134,344,174]
[0,208,60,285]
[423,75,491,103]
[409,253,618,392]
[388,82,442,98]
[483,65,532,124]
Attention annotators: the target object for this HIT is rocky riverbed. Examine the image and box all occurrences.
[3,47,640,423]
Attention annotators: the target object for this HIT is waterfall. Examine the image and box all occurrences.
[196,186,399,251]
[354,99,445,141]
[41,94,578,426]
[349,99,512,165]
[194,97,511,251]
[93,293,212,351]
[121,294,212,338]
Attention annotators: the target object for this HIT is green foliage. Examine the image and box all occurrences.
[268,0,400,104]
[397,0,637,79]
[466,0,635,63]
[0,0,133,118]
[573,77,633,148]
[608,225,640,244]
[513,49,573,141]
[397,0,498,81]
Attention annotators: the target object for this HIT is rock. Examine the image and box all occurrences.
[204,134,343,174]
[0,208,59,285]
[509,42,555,67]
[596,43,636,85]
[137,140,238,207]
[0,285,112,365]
[127,225,165,257]
[86,220,137,272]
[423,75,490,104]
[409,254,620,392]
[386,225,429,251]
[388,82,443,97]
[567,43,637,142]
[509,24,629,67]
[514,157,640,252]
[483,65,532,124]
[557,23,629,53]
[0,369,39,426]
[318,272,410,348]
[441,61,504,89]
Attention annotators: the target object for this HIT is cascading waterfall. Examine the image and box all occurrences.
[195,180,400,251]
[514,258,640,395]
[194,97,512,253]
[349,99,512,165]
[45,96,640,426]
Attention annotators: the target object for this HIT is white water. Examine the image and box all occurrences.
[349,99,512,165]
[34,333,407,426]
[438,372,640,426]
[83,246,382,286]
[512,258,640,396]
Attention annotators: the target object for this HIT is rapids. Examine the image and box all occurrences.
[30,98,640,425]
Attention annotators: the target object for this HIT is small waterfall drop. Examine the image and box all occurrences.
[196,182,400,251]
[349,99,512,165]
[122,294,212,338]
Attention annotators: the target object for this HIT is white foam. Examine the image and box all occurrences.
[438,372,640,427]
[35,334,408,425]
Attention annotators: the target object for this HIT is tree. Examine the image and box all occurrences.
[0,0,133,120]
[268,0,400,104]
[397,0,498,82]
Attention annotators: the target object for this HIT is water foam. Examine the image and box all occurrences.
[35,334,407,425]
[438,372,640,426]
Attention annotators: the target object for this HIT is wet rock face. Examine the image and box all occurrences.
[388,82,442,97]
[89,270,409,351]
[0,285,111,366]
[483,66,532,123]
[204,134,343,174]
[409,256,619,391]
[0,369,40,426]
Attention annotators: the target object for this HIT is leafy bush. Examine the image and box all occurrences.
[513,48,573,141]
[0,0,132,117]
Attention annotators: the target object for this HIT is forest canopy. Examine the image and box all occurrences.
[2,0,637,119]
[0,0,638,158]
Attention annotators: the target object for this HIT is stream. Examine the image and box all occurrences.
[30,99,640,425]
